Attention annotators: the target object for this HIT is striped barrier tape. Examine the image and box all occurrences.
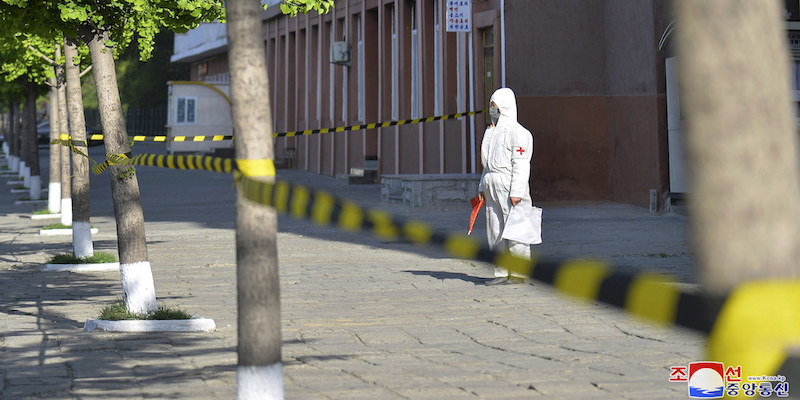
[55,110,486,143]
[91,153,235,175]
[58,133,234,143]
[231,171,800,383]
[52,149,800,384]
[273,109,486,138]
[50,138,103,172]
[232,170,728,333]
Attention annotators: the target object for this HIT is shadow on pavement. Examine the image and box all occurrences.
[403,270,491,285]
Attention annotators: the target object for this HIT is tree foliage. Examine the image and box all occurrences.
[274,0,334,17]
[0,0,226,61]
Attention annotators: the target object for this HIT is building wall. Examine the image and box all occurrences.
[263,0,474,178]
[505,0,669,207]
[166,82,233,154]
[173,0,675,208]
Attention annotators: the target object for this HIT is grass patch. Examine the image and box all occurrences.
[99,301,192,321]
[49,251,117,264]
[0,165,8,171]
[33,208,55,215]
[42,223,71,230]
[13,185,25,190]
[42,223,96,230]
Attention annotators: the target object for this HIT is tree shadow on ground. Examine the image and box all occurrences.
[403,270,491,285]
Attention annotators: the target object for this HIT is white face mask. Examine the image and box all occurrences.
[489,106,500,125]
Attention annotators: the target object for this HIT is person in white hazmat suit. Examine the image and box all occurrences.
[477,88,534,285]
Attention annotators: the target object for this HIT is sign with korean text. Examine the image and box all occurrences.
[789,31,800,52]
[446,0,471,32]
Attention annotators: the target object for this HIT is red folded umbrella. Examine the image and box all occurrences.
[468,196,484,235]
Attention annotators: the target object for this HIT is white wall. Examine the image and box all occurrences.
[167,83,233,154]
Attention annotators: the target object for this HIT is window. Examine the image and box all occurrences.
[410,2,419,119]
[175,96,197,125]
[391,6,398,120]
[357,14,364,122]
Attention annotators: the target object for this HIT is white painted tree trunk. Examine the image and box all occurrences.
[119,261,157,315]
[87,31,156,315]
[237,364,284,400]
[226,0,283,398]
[29,175,41,200]
[18,160,26,181]
[22,165,30,188]
[72,221,93,258]
[60,198,72,226]
[48,182,61,213]
[47,76,61,213]
[65,40,94,260]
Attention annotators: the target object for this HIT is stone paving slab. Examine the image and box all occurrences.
[0,143,704,399]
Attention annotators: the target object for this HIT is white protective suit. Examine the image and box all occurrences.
[478,88,534,278]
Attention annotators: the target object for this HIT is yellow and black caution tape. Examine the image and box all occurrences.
[50,138,104,172]
[52,148,800,382]
[233,172,800,380]
[56,110,486,143]
[233,171,727,333]
[91,153,235,175]
[59,133,235,143]
[273,110,486,138]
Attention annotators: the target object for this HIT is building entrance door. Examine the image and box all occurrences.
[482,28,495,105]
[666,56,687,197]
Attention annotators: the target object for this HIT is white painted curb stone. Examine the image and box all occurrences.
[10,188,44,194]
[84,318,216,332]
[38,228,98,236]
[43,262,119,272]
[15,199,47,205]
[31,213,61,220]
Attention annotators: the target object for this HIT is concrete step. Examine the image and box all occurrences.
[364,155,378,170]
[349,167,378,184]
[349,167,378,178]
[337,172,379,185]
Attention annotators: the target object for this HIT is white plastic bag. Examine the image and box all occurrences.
[500,204,542,245]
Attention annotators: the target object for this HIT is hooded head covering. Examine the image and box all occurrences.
[489,88,518,122]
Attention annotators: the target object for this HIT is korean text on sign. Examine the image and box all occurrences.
[446,0,471,32]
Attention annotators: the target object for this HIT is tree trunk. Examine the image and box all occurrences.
[88,31,156,315]
[65,39,93,258]
[8,102,19,173]
[675,0,800,294]
[226,0,282,398]
[56,63,72,227]
[16,94,27,184]
[1,106,8,156]
[47,76,61,214]
[22,79,41,200]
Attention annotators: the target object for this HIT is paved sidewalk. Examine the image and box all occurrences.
[0,143,703,399]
